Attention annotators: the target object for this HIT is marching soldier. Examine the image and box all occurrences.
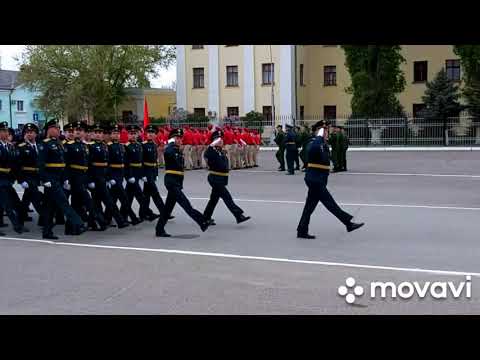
[64,121,107,232]
[299,125,314,172]
[338,126,349,172]
[124,124,158,222]
[0,121,27,235]
[142,124,168,220]
[88,123,129,229]
[328,125,340,172]
[16,123,44,224]
[155,128,210,237]
[274,125,286,171]
[294,126,302,171]
[284,124,297,175]
[106,124,143,226]
[296,120,364,239]
[37,119,86,239]
[203,129,251,226]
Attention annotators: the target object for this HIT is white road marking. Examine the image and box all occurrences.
[189,197,480,211]
[0,235,479,278]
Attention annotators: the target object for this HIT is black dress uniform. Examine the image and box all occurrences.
[64,122,106,231]
[88,125,129,229]
[296,121,364,239]
[106,125,142,225]
[38,120,85,239]
[0,122,25,234]
[142,125,166,217]
[155,128,209,237]
[284,125,297,175]
[16,123,44,223]
[203,130,250,225]
[124,125,157,221]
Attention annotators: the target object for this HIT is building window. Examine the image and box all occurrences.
[193,108,206,117]
[324,105,336,120]
[413,104,426,118]
[299,106,304,120]
[226,66,239,87]
[300,64,304,86]
[17,100,24,112]
[446,59,461,81]
[193,68,205,88]
[263,106,273,121]
[192,45,204,49]
[414,61,428,82]
[262,63,274,85]
[227,107,239,117]
[324,66,336,86]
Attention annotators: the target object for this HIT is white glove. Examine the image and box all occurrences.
[63,183,71,191]
[106,182,112,189]
[88,182,95,190]
[142,176,148,182]
[43,182,52,188]
[64,180,69,187]
[109,179,116,186]
[21,181,29,189]
[128,177,136,184]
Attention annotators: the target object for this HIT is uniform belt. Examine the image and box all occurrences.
[92,162,108,167]
[69,164,89,171]
[209,171,229,177]
[45,163,66,168]
[307,163,330,170]
[286,142,296,145]
[129,163,142,168]
[109,164,125,169]
[22,167,38,172]
[0,167,11,173]
[143,162,158,167]
[165,170,184,176]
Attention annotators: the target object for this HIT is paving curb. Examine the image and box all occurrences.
[260,146,480,151]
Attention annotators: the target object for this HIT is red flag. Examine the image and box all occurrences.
[143,97,150,128]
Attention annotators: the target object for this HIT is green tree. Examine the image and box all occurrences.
[18,45,175,123]
[454,45,480,121]
[341,45,406,117]
[241,111,265,133]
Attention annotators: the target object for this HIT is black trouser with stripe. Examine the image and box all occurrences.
[107,177,140,224]
[143,168,166,217]
[155,175,205,233]
[0,183,22,231]
[19,175,44,221]
[297,176,353,235]
[285,145,297,174]
[70,170,106,228]
[92,176,126,226]
[42,180,83,236]
[203,176,243,221]
[126,178,154,219]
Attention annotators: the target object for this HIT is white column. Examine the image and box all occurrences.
[243,45,255,114]
[279,45,295,125]
[208,45,220,116]
[175,45,187,110]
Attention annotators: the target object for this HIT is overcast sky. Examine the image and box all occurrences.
[0,45,176,88]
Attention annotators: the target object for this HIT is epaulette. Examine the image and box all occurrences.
[121,143,128,146]
[142,141,148,144]
[107,142,113,145]
[43,138,51,143]
[88,141,94,145]
[17,143,26,147]
[62,140,67,144]
[67,141,75,145]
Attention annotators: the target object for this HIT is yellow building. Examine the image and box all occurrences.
[176,45,461,124]
[117,88,176,122]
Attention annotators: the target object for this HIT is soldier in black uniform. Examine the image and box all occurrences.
[155,128,210,237]
[296,120,364,239]
[16,123,44,224]
[64,121,107,232]
[38,120,86,239]
[88,124,129,229]
[106,124,142,226]
[124,124,158,222]
[203,129,250,226]
[142,124,168,220]
[0,121,27,235]
[284,124,297,175]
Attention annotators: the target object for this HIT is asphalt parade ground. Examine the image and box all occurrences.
[1,150,480,314]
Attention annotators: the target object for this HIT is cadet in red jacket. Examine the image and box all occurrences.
[182,126,193,170]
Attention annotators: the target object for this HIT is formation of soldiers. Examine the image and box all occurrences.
[274,123,350,174]
[0,120,251,239]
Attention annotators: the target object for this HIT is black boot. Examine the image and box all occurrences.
[236,214,251,224]
[156,229,171,237]
[43,233,59,240]
[346,222,365,233]
[297,233,316,239]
